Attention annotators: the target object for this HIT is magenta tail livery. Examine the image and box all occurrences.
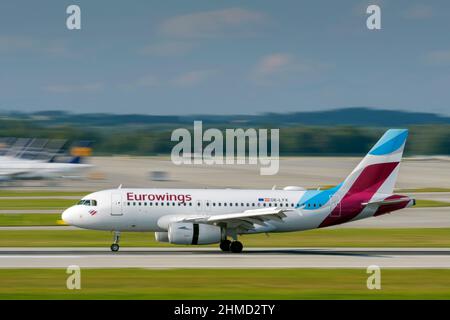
[62,129,415,253]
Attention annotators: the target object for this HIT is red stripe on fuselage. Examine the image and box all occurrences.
[319,162,399,228]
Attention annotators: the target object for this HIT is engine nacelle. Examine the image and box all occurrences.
[168,222,221,245]
[154,232,169,243]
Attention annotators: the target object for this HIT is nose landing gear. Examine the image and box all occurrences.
[110,231,120,252]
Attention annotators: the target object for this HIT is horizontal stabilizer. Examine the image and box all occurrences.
[362,197,412,206]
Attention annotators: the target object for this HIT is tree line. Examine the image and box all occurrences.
[0,119,448,156]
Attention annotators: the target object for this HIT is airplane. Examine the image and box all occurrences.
[0,155,93,181]
[0,139,94,181]
[62,129,415,253]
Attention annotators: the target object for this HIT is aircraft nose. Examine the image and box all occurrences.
[62,207,76,225]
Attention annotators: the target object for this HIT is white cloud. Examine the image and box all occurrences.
[139,41,193,56]
[45,82,104,94]
[251,53,330,85]
[171,69,216,87]
[159,8,266,38]
[0,35,70,56]
[254,53,292,76]
[404,4,434,19]
[0,35,33,52]
[424,50,450,66]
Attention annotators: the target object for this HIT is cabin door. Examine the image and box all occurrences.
[111,193,123,216]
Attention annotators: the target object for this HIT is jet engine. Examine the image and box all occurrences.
[168,222,221,245]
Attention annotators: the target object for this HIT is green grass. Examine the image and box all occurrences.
[0,228,449,247]
[0,214,61,226]
[0,268,450,299]
[415,199,450,207]
[0,198,77,209]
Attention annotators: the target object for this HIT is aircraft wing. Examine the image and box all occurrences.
[183,207,292,231]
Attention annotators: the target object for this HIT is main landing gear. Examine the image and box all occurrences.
[220,239,243,253]
[111,231,120,252]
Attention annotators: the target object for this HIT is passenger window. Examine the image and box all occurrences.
[189,203,192,206]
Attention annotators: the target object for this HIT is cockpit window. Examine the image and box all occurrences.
[77,199,97,206]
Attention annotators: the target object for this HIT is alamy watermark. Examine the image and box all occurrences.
[366,265,381,290]
[171,121,279,175]
[66,265,81,290]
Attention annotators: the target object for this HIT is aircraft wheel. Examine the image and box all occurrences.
[110,243,120,252]
[230,241,243,253]
[220,240,231,252]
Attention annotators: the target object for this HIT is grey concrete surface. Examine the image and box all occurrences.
[5,156,449,191]
[0,247,450,268]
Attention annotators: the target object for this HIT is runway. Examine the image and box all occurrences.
[1,247,450,269]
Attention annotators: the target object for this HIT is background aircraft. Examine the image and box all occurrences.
[0,138,93,181]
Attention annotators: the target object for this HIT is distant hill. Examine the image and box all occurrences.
[1,107,449,127]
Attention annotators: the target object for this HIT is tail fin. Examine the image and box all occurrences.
[337,129,408,197]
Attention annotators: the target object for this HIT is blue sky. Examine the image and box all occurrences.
[0,0,449,115]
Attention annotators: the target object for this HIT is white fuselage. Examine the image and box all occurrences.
[0,156,92,180]
[62,188,336,234]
